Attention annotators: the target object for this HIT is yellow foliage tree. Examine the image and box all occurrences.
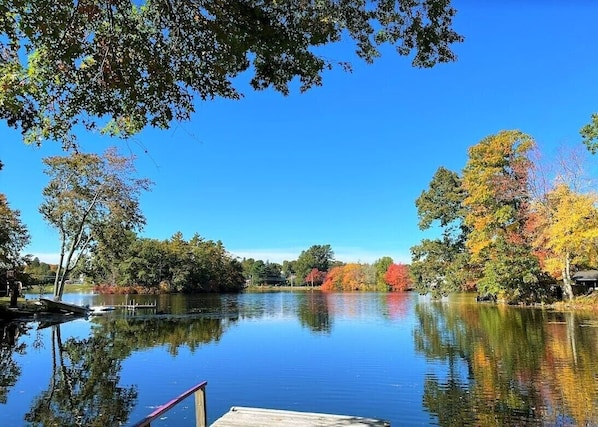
[463,130,535,261]
[541,184,598,299]
[462,130,542,300]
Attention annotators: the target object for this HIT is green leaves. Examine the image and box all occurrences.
[0,194,30,270]
[412,131,552,302]
[411,166,470,296]
[580,113,598,154]
[415,166,465,231]
[39,148,151,299]
[1,0,463,146]
[295,244,335,284]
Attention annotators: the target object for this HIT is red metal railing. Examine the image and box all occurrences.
[131,381,208,427]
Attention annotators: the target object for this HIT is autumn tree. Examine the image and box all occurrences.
[338,263,368,291]
[384,263,412,292]
[462,130,543,302]
[0,1,462,148]
[40,148,152,300]
[295,244,334,284]
[321,263,376,291]
[373,256,393,290]
[410,166,471,296]
[528,146,598,300]
[536,184,598,300]
[305,268,326,288]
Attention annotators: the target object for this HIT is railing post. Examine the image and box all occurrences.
[195,386,207,427]
[131,381,207,427]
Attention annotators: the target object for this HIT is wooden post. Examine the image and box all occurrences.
[130,381,207,427]
[195,386,207,427]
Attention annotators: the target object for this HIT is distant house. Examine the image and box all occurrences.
[571,270,598,293]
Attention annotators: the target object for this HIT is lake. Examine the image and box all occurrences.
[1,291,597,426]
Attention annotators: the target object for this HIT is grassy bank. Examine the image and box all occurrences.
[245,285,320,292]
[0,283,93,307]
[27,283,93,295]
[550,293,598,313]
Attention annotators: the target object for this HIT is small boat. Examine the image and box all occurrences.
[89,305,116,315]
[40,298,89,316]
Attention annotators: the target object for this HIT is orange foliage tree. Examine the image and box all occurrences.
[321,263,372,291]
[321,266,343,291]
[384,263,412,291]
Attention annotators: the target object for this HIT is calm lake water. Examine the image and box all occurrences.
[1,291,597,426]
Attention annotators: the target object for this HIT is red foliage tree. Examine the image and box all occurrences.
[305,268,326,287]
[384,263,412,292]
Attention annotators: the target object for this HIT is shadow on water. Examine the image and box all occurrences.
[414,296,598,426]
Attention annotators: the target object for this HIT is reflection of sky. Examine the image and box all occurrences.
[6,292,598,425]
[116,292,429,425]
[5,292,430,425]
[3,319,93,426]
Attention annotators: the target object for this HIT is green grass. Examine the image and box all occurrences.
[28,283,93,294]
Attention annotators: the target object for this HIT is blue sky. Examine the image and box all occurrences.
[2,2,598,265]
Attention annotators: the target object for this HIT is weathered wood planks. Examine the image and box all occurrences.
[211,406,390,427]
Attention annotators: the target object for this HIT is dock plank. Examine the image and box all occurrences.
[211,407,390,427]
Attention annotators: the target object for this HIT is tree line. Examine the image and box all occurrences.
[3,131,598,303]
[2,3,598,303]
[242,244,412,292]
[1,148,411,296]
[410,130,598,303]
[83,231,245,293]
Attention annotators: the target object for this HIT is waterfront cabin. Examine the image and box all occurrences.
[571,270,598,293]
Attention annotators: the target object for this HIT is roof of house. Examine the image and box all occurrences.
[572,270,598,281]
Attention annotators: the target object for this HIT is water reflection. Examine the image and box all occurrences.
[297,292,332,333]
[92,315,229,355]
[3,292,597,426]
[24,324,137,427]
[415,298,598,426]
[0,322,29,404]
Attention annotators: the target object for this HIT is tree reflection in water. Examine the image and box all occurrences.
[24,324,137,427]
[0,321,29,404]
[21,313,232,426]
[414,300,598,426]
[297,292,332,333]
[96,315,229,356]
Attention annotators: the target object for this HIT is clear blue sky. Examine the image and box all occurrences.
[2,2,598,265]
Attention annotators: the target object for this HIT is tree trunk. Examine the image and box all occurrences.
[562,253,574,301]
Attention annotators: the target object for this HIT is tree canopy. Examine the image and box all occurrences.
[580,113,598,154]
[0,194,30,271]
[410,166,471,296]
[534,184,598,300]
[0,0,462,147]
[295,244,335,284]
[411,130,598,303]
[40,147,151,299]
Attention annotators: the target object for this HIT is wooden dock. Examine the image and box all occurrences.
[130,382,390,427]
[211,407,390,427]
[116,299,157,310]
